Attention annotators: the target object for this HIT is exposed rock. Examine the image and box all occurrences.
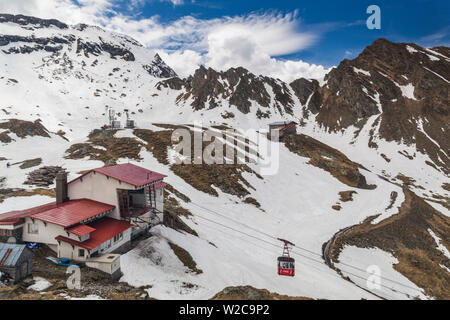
[0,35,71,54]
[0,119,50,138]
[327,188,450,299]
[243,197,262,209]
[168,242,203,274]
[0,131,13,143]
[19,158,42,169]
[135,127,260,198]
[0,14,68,29]
[157,66,295,115]
[284,134,376,189]
[338,191,357,202]
[24,166,66,187]
[211,286,311,300]
[143,53,177,78]
[76,38,135,61]
[64,129,143,164]
[302,38,449,174]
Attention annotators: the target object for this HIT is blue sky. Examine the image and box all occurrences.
[1,0,449,80]
[117,0,450,67]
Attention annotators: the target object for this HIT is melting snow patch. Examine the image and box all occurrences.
[425,48,449,61]
[423,67,450,84]
[337,246,427,300]
[426,54,439,61]
[394,81,417,100]
[60,293,105,300]
[27,277,52,292]
[0,195,54,214]
[406,45,418,54]
[428,229,450,259]
[440,264,450,273]
[353,67,371,76]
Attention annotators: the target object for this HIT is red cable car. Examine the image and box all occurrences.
[277,238,295,277]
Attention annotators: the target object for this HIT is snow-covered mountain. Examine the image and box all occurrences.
[0,14,449,300]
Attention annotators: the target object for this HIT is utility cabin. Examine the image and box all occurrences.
[102,107,121,130]
[0,243,33,284]
[124,109,136,129]
[269,121,297,141]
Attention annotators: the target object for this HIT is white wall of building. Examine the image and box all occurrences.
[86,254,121,275]
[56,227,131,261]
[68,171,164,220]
[22,218,89,245]
[68,171,135,220]
[0,224,23,231]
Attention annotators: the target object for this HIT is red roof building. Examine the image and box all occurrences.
[56,218,132,250]
[31,199,115,227]
[0,199,114,227]
[69,163,167,188]
[0,203,57,226]
[66,224,97,237]
[0,163,165,263]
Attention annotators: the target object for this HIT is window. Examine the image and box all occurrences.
[0,229,12,236]
[113,233,123,243]
[100,239,111,250]
[28,223,38,234]
[78,249,85,257]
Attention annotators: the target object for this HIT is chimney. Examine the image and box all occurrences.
[56,171,68,204]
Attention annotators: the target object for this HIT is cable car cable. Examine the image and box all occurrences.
[159,204,416,299]
[164,195,424,294]
[155,194,424,296]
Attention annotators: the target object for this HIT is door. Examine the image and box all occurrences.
[21,261,28,278]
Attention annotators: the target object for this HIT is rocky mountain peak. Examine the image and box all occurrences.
[143,53,178,78]
[0,13,68,29]
[156,64,295,116]
[301,38,449,174]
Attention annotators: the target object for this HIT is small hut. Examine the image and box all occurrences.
[0,243,33,284]
[269,121,297,140]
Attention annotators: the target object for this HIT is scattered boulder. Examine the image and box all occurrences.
[338,191,357,202]
[24,166,66,187]
[19,158,42,169]
[0,119,50,139]
[211,286,312,300]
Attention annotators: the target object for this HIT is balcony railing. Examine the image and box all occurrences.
[120,206,153,218]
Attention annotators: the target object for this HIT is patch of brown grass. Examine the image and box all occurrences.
[442,183,450,192]
[284,134,376,189]
[243,197,262,209]
[211,286,312,300]
[327,188,450,299]
[0,119,50,138]
[169,242,203,274]
[338,191,357,202]
[135,127,260,199]
[0,188,55,203]
[65,129,143,164]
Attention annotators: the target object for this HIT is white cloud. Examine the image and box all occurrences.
[165,0,184,5]
[0,0,330,81]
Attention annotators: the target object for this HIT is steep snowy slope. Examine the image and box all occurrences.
[0,14,449,300]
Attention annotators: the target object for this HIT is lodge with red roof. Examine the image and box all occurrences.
[0,163,166,276]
